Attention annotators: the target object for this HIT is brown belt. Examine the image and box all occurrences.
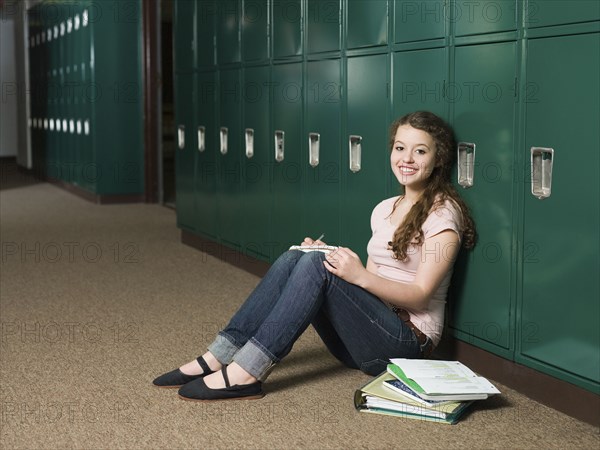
[393,307,434,358]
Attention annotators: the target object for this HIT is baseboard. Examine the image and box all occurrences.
[181,229,599,427]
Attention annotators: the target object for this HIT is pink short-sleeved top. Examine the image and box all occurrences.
[366,196,463,346]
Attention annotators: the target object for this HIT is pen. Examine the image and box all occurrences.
[315,233,325,243]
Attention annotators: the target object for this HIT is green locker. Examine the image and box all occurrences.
[217,0,241,64]
[271,62,304,258]
[242,0,268,61]
[305,59,341,243]
[242,65,272,259]
[449,42,517,357]
[307,0,341,53]
[174,0,196,72]
[217,68,242,248]
[344,53,390,262]
[453,0,517,37]
[392,48,448,129]
[197,0,216,67]
[174,73,197,231]
[394,0,445,43]
[347,0,388,49]
[272,0,302,58]
[519,33,600,393]
[195,71,218,238]
[526,0,600,28]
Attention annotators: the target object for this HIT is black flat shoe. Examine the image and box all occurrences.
[178,367,264,401]
[152,356,216,388]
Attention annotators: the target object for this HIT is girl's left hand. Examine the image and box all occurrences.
[323,247,366,285]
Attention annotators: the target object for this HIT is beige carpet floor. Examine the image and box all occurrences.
[1,163,599,449]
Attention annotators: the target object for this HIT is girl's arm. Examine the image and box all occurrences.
[324,229,460,311]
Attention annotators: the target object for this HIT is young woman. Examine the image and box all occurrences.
[153,111,476,401]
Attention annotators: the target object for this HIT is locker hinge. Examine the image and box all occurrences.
[442,80,446,99]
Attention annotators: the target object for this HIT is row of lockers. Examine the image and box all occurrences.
[174,0,600,72]
[174,0,599,394]
[27,0,144,197]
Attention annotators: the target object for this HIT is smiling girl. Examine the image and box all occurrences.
[153,111,476,401]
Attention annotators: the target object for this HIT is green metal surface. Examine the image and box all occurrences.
[453,0,517,36]
[305,59,341,243]
[271,62,304,258]
[217,68,242,248]
[196,0,216,67]
[242,0,269,61]
[174,0,196,72]
[519,33,600,392]
[347,0,388,49]
[195,71,218,238]
[449,42,517,354]
[242,65,272,260]
[344,53,390,263]
[174,73,197,231]
[394,0,445,43]
[526,0,600,28]
[273,0,303,58]
[307,0,341,53]
[217,0,241,64]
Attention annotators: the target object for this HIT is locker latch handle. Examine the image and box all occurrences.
[198,126,205,152]
[309,132,320,167]
[178,125,185,149]
[530,147,554,200]
[274,130,285,162]
[220,127,228,155]
[349,135,362,173]
[245,128,254,158]
[457,142,476,188]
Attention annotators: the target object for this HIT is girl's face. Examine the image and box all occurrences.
[390,124,438,192]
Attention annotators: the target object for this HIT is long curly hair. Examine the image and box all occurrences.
[388,111,477,260]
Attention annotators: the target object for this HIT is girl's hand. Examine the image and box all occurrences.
[301,236,327,247]
[323,247,366,285]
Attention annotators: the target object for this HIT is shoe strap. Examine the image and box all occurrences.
[221,367,230,388]
[196,356,211,374]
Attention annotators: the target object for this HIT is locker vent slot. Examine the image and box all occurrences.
[531,147,554,199]
[457,142,476,188]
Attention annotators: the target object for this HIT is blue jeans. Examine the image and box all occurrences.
[207,250,423,381]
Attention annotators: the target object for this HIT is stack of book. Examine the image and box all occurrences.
[354,358,501,424]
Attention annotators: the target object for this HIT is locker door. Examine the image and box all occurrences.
[195,71,217,238]
[454,0,517,36]
[520,33,600,393]
[526,0,600,28]
[448,42,517,358]
[196,0,216,67]
[217,0,241,64]
[273,0,302,58]
[347,0,388,49]
[174,0,196,72]
[394,0,445,42]
[307,0,341,53]
[271,62,303,258]
[174,73,197,231]
[242,0,268,61]
[242,65,271,259]
[392,48,448,128]
[305,59,341,243]
[217,68,242,248]
[345,54,389,262]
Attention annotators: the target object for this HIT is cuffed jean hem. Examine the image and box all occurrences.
[232,338,277,382]
[207,333,241,366]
